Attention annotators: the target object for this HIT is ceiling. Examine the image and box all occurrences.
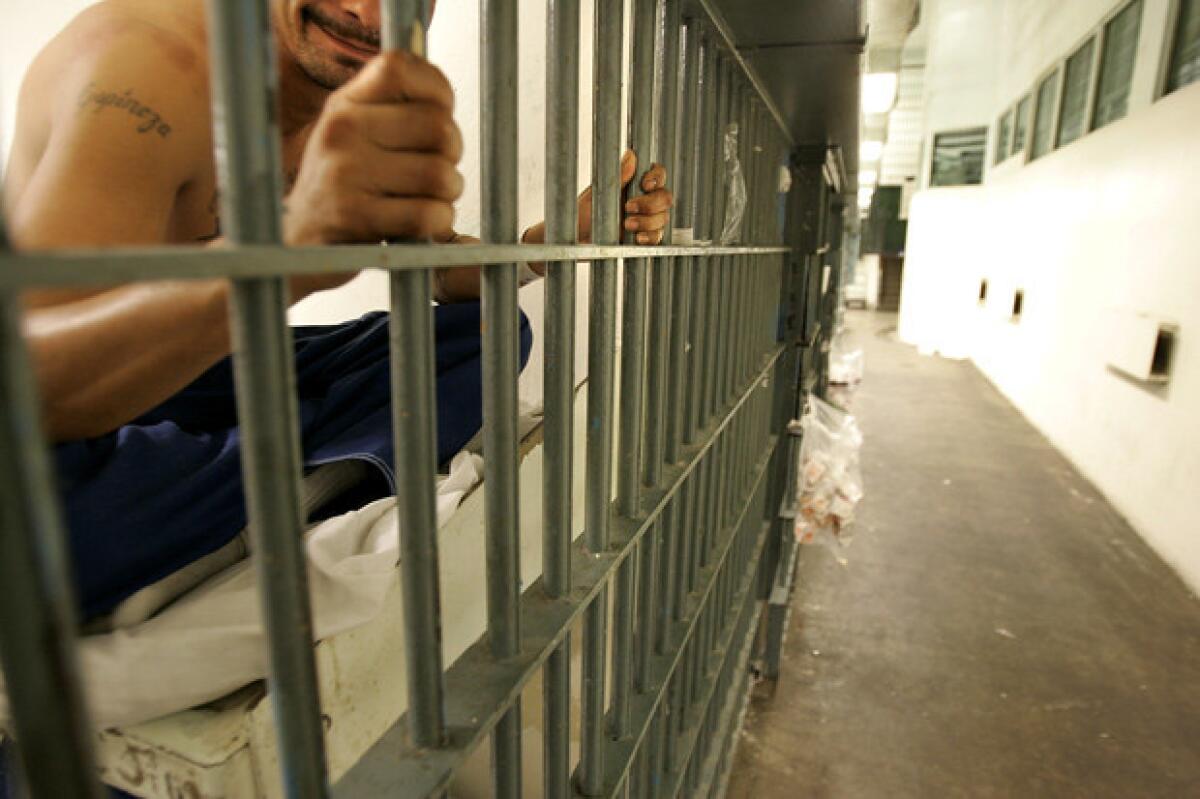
[705,0,919,192]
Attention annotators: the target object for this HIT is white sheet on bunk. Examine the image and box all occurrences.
[0,450,485,733]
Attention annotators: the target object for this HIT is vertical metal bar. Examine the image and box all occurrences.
[673,480,693,619]
[634,519,660,692]
[0,225,102,797]
[543,0,579,603]
[655,498,678,654]
[610,0,658,745]
[380,0,447,751]
[206,3,328,795]
[609,555,637,738]
[617,0,657,516]
[641,0,680,487]
[664,14,697,464]
[683,32,714,446]
[479,0,522,663]
[715,82,743,409]
[703,60,732,427]
[649,704,666,793]
[480,0,522,795]
[543,1,580,796]
[581,0,624,792]
[664,678,681,777]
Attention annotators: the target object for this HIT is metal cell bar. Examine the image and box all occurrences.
[610,0,658,744]
[703,59,733,427]
[542,0,580,607]
[0,219,102,797]
[664,493,770,798]
[594,430,777,796]
[608,556,637,738]
[337,347,785,797]
[542,0,580,795]
[664,14,698,464]
[0,244,788,291]
[379,0,447,752]
[206,2,329,795]
[580,0,625,790]
[655,496,679,655]
[683,32,715,447]
[634,518,660,692]
[616,0,657,516]
[716,81,746,408]
[640,0,681,488]
[480,0,522,795]
[674,478,695,615]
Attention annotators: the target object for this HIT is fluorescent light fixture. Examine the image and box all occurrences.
[862,72,898,114]
[861,140,884,161]
[859,170,878,186]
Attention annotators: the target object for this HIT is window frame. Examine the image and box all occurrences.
[1029,64,1065,161]
[929,126,991,187]
[1089,0,1145,132]
[1157,0,1200,98]
[1011,94,1033,161]
[994,108,1014,165]
[1055,35,1099,149]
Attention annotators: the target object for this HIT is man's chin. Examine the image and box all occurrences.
[295,53,360,91]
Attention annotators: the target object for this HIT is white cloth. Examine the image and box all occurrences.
[0,451,484,732]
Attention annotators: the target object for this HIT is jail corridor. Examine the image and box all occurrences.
[729,312,1200,798]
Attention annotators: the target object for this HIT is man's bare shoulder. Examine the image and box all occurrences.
[5,1,219,247]
[16,1,213,168]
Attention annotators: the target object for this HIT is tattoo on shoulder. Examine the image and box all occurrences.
[77,83,172,138]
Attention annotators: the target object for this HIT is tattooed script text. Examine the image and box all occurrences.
[77,83,172,138]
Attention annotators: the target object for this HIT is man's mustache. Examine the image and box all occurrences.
[305,6,382,48]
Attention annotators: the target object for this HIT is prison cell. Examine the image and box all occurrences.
[0,0,846,796]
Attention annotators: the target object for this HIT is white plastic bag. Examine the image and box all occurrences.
[719,122,746,245]
[793,394,864,561]
[828,329,864,386]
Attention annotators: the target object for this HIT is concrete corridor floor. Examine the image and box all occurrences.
[727,311,1200,799]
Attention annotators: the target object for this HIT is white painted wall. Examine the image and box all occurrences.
[898,0,1200,591]
[0,0,100,162]
[914,0,1001,188]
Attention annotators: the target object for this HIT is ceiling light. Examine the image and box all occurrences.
[862,72,898,114]
[859,170,878,186]
[861,140,884,161]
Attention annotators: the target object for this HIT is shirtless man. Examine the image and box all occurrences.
[4,0,674,442]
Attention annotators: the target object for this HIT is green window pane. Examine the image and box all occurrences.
[1166,0,1200,94]
[1012,95,1032,154]
[931,127,988,187]
[1057,38,1096,147]
[995,110,1013,165]
[1031,70,1060,160]
[1093,0,1143,130]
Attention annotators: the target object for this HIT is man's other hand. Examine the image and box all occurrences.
[283,51,464,251]
[576,149,674,245]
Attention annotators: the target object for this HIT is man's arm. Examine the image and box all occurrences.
[10,23,250,441]
[13,26,461,442]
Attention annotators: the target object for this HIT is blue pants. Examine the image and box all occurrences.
[54,304,531,620]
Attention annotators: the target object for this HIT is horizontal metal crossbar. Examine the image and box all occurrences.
[334,345,784,797]
[0,244,790,290]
